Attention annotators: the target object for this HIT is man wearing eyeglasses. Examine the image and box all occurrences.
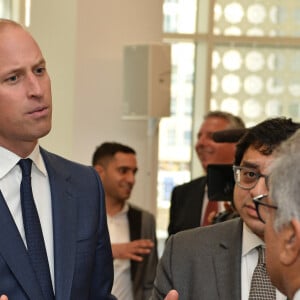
[151,117,300,300]
[255,129,300,300]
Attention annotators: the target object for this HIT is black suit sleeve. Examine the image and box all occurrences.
[168,177,207,236]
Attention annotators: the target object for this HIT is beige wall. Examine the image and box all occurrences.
[29,0,163,214]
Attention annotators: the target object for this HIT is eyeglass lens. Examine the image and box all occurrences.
[233,166,268,190]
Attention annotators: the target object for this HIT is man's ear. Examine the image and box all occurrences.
[280,218,300,265]
[94,164,105,176]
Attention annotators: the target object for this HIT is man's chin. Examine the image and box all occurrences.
[244,218,265,238]
[29,122,52,139]
[122,192,131,200]
[201,162,209,172]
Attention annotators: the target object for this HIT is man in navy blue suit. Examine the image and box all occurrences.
[0,19,114,299]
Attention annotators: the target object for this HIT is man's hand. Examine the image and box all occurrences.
[164,290,179,300]
[112,239,154,261]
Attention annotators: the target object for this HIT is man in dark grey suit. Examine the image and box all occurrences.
[93,142,158,300]
[168,111,245,235]
[263,129,300,300]
[152,117,299,300]
[0,19,114,299]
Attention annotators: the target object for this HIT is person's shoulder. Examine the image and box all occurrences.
[165,218,243,265]
[128,203,154,217]
[40,148,93,171]
[171,217,242,244]
[174,176,206,191]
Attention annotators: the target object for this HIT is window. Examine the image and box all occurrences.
[157,0,300,249]
[0,0,11,18]
[0,0,31,27]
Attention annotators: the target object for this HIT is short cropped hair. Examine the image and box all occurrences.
[0,18,23,31]
[234,117,300,166]
[269,129,300,230]
[204,111,245,130]
[92,142,136,167]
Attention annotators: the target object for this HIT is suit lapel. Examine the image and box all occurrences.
[41,149,77,300]
[214,219,243,300]
[0,191,45,299]
[186,177,207,228]
[127,205,142,281]
[128,205,141,241]
[196,176,206,219]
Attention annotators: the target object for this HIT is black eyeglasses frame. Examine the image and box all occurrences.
[233,165,269,190]
[252,194,278,224]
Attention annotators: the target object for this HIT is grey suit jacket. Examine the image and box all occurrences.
[168,176,206,236]
[152,218,243,300]
[0,148,115,299]
[128,204,158,300]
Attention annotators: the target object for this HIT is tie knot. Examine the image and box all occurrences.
[257,246,265,265]
[18,159,32,177]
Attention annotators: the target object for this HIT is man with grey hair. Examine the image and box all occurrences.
[168,111,245,235]
[256,128,300,300]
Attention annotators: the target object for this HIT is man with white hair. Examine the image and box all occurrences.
[256,129,300,300]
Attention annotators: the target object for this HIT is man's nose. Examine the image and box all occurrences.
[126,172,136,184]
[26,73,43,98]
[250,176,268,197]
[197,134,211,146]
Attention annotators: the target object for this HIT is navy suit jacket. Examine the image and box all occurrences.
[0,148,115,299]
[168,176,206,236]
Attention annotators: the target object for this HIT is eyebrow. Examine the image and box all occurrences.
[240,161,259,169]
[33,58,46,67]
[118,166,138,172]
[1,58,46,76]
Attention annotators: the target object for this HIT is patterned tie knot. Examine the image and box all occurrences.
[248,245,276,300]
[19,159,32,178]
[257,246,265,264]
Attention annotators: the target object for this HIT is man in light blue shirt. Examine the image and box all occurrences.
[0,18,114,300]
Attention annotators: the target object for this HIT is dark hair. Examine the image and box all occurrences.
[204,111,245,129]
[92,142,136,166]
[234,117,300,166]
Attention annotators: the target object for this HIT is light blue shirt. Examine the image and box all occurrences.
[0,145,54,288]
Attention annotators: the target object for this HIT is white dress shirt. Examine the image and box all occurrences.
[241,223,286,300]
[294,289,300,300]
[107,203,134,300]
[0,145,54,288]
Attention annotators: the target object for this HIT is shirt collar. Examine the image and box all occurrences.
[294,289,300,300]
[0,144,47,179]
[242,222,264,256]
[108,203,130,219]
[28,145,47,176]
[117,202,129,215]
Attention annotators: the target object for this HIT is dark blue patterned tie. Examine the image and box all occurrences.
[19,159,54,300]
